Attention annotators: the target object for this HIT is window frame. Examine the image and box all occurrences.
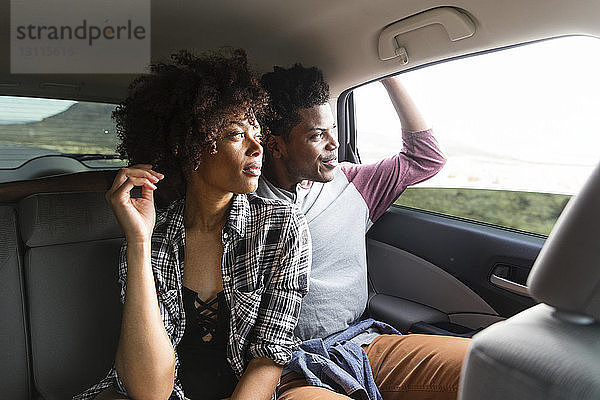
[338,35,590,236]
[338,35,584,159]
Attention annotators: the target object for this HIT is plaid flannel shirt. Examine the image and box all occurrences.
[74,193,311,400]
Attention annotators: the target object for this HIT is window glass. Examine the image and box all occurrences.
[353,36,600,235]
[0,96,124,168]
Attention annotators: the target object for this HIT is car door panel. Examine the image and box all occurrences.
[367,206,541,332]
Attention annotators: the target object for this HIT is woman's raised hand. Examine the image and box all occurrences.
[105,164,164,244]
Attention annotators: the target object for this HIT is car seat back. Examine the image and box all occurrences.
[19,191,123,400]
[459,161,600,400]
[0,205,31,399]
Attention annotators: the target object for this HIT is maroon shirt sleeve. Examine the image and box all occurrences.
[341,129,446,223]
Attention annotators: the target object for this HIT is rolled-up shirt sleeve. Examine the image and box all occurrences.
[111,242,131,396]
[341,128,446,223]
[248,206,312,364]
[114,239,183,397]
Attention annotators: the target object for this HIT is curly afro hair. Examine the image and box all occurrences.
[260,64,329,140]
[113,48,268,199]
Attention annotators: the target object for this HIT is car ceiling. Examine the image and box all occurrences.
[1,0,599,103]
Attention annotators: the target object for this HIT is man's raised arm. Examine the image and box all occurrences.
[381,77,429,132]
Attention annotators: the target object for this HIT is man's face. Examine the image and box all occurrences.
[277,103,339,184]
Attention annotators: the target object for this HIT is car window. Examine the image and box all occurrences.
[353,36,600,236]
[0,96,124,168]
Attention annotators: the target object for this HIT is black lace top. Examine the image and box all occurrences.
[177,287,237,399]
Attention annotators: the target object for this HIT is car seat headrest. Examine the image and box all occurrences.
[527,161,600,322]
[19,191,122,247]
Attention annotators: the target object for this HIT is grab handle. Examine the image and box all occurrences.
[378,7,476,61]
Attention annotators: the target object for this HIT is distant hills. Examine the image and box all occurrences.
[0,102,119,154]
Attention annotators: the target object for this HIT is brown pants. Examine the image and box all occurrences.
[278,334,471,400]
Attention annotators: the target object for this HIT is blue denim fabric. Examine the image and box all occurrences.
[286,318,399,400]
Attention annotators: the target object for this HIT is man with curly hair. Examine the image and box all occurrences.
[75,50,311,400]
[257,65,469,400]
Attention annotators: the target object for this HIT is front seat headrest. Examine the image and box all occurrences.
[527,161,600,321]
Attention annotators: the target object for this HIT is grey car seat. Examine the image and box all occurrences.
[0,205,31,399]
[458,161,600,400]
[19,191,123,400]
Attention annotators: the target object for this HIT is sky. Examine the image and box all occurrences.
[0,96,75,123]
[354,36,600,195]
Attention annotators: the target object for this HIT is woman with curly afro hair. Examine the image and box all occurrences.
[74,49,312,400]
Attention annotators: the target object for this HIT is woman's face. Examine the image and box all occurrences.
[195,112,263,194]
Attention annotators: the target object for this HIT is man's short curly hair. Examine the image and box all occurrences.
[260,64,329,140]
[113,48,268,196]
